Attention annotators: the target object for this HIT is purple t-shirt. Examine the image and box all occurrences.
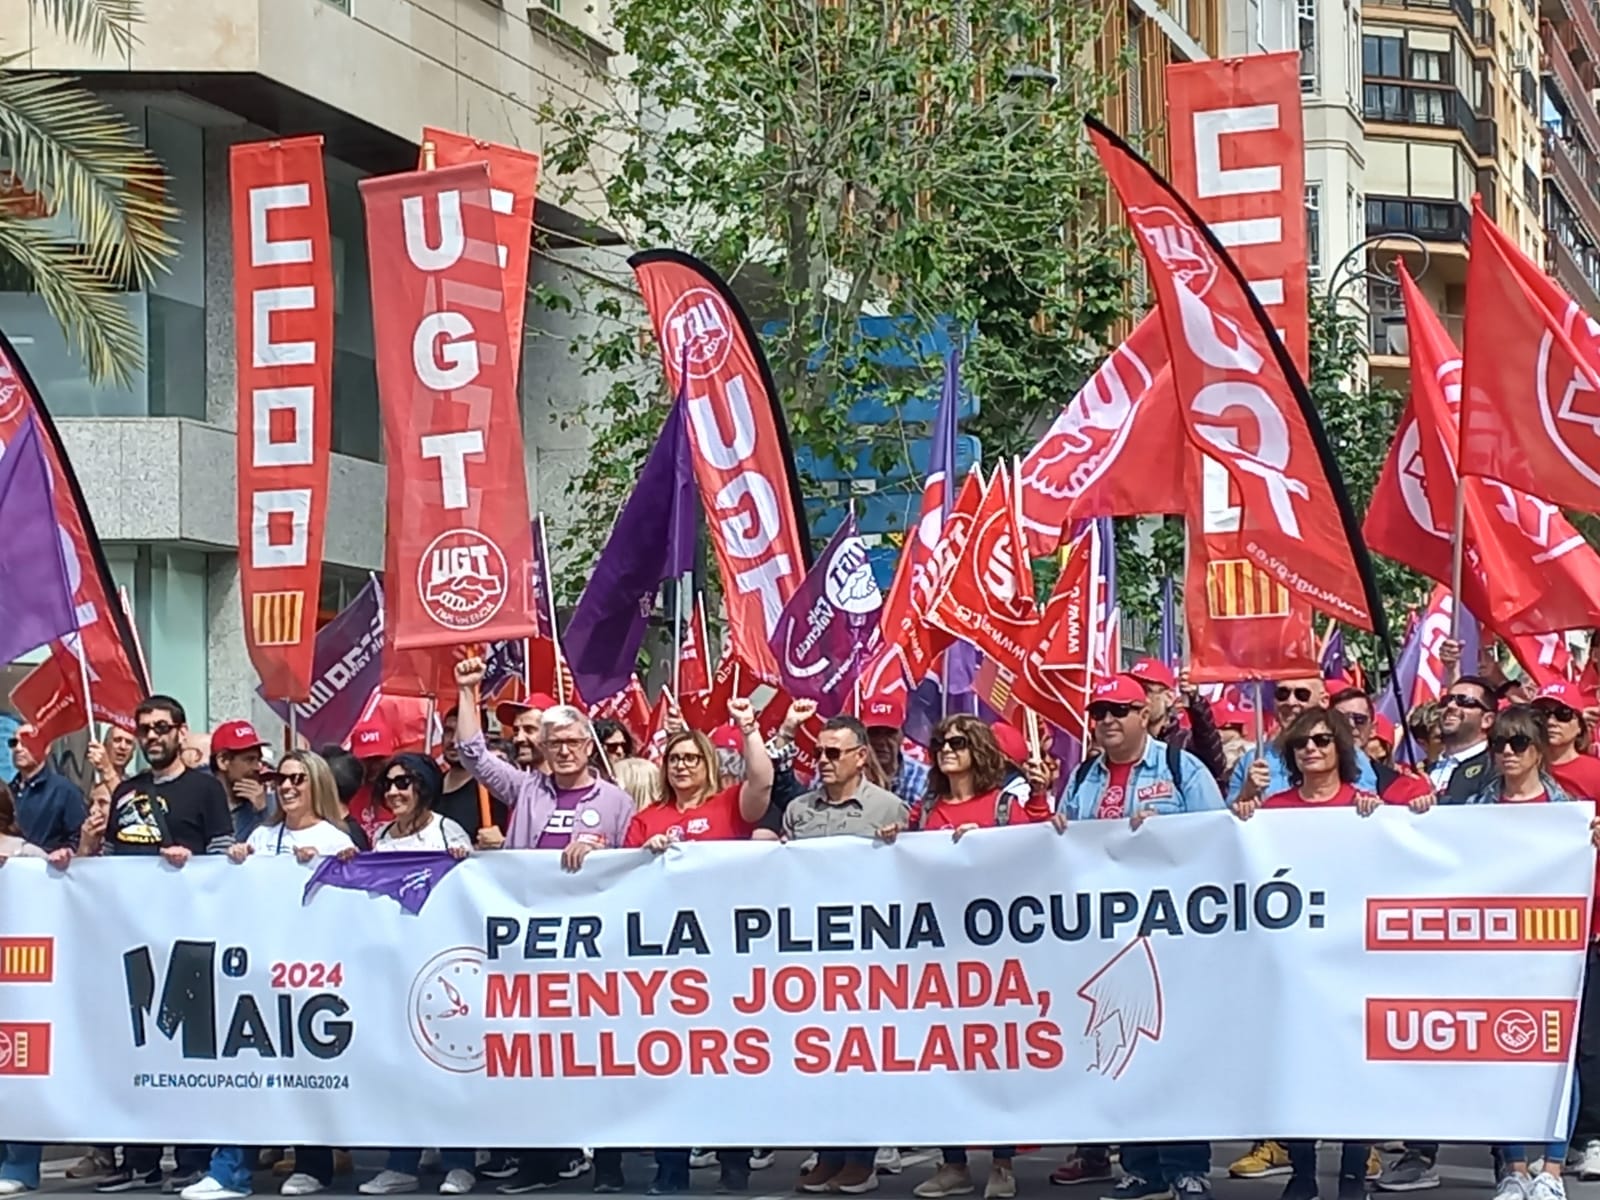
[534,787,589,850]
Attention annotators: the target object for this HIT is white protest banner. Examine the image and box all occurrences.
[0,807,1589,1145]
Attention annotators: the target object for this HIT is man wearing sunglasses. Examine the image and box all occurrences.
[1062,675,1224,826]
[1226,677,1377,803]
[1424,674,1498,804]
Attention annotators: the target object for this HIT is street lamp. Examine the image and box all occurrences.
[1323,232,1430,357]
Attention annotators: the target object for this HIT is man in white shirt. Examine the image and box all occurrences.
[1426,674,1497,802]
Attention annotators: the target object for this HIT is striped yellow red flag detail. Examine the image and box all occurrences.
[0,937,52,983]
[251,590,305,647]
[1206,559,1290,620]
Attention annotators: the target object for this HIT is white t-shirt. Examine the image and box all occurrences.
[245,821,354,858]
[0,834,46,858]
[374,812,471,853]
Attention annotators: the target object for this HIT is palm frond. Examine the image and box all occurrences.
[0,213,143,385]
[0,71,178,287]
[30,0,141,59]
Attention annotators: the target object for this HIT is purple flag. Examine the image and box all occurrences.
[769,514,882,714]
[0,415,78,664]
[564,394,697,702]
[1320,627,1347,680]
[261,578,382,745]
[302,851,464,915]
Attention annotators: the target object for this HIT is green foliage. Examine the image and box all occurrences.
[1306,291,1427,658]
[534,0,1132,574]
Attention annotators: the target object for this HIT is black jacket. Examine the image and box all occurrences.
[1437,747,1494,804]
[1157,694,1230,790]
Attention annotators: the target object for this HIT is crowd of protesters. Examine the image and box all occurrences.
[4,643,1600,1200]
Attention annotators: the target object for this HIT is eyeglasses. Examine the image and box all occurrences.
[1443,693,1489,711]
[546,737,590,753]
[819,744,863,762]
[1342,711,1371,727]
[1088,702,1138,721]
[931,734,971,753]
[666,752,704,768]
[383,774,416,793]
[1275,686,1314,703]
[4,738,16,749]
[603,740,628,754]
[1491,734,1535,754]
[1286,732,1336,753]
[278,771,308,788]
[1544,705,1581,724]
[136,721,177,738]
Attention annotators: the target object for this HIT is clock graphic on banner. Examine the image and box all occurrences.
[408,947,488,1073]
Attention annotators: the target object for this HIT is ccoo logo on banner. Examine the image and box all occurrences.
[0,807,1589,1146]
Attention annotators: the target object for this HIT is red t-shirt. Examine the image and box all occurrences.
[624,784,753,847]
[1499,790,1551,804]
[919,788,1047,831]
[1262,782,1376,809]
[1380,772,1433,807]
[1097,761,1134,820]
[1553,755,1600,802]
[348,785,393,840]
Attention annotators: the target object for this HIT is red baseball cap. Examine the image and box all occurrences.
[990,721,1029,766]
[496,693,559,729]
[349,719,396,760]
[1533,681,1590,711]
[709,723,743,752]
[1127,657,1177,691]
[1090,675,1147,707]
[1214,701,1249,730]
[862,696,906,730]
[211,720,267,755]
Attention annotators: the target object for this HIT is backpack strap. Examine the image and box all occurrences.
[1166,740,1185,792]
[995,789,1013,826]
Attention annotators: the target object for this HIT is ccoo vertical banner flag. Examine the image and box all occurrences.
[0,332,147,733]
[362,162,538,651]
[630,250,811,684]
[230,136,334,701]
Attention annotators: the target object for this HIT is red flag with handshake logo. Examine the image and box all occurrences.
[1087,117,1377,632]
[361,162,538,650]
[631,250,812,684]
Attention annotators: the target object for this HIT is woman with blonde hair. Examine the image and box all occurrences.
[225,751,355,863]
[613,756,662,811]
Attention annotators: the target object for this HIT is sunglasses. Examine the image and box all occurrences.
[1286,732,1336,753]
[1343,711,1371,727]
[1543,705,1581,724]
[383,774,416,793]
[1491,734,1535,754]
[4,738,15,749]
[1088,702,1138,721]
[1275,686,1314,703]
[819,744,863,762]
[666,752,704,768]
[1443,693,1489,711]
[277,771,309,788]
[603,740,628,753]
[136,721,177,737]
[930,735,971,753]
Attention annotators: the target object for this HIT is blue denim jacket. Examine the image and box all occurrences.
[1063,736,1226,821]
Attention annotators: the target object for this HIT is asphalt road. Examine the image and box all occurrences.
[24,1145,1557,1200]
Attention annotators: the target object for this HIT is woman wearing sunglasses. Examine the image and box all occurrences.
[370,755,472,856]
[1532,682,1600,802]
[1467,706,1571,807]
[1234,709,1382,816]
[623,701,770,1195]
[225,752,354,865]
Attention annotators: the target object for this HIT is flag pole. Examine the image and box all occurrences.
[673,572,687,699]
[1253,680,1266,760]
[1446,473,1466,684]
[536,516,568,706]
[73,636,95,736]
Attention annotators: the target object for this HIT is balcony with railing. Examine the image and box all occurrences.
[1544,124,1600,244]
[1366,194,1472,243]
[1544,20,1600,150]
[1368,0,1475,31]
[1548,220,1600,314]
[1363,82,1492,154]
[1543,0,1600,76]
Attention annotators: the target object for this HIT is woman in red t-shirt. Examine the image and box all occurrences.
[1533,683,1600,802]
[889,714,1050,840]
[1236,708,1381,818]
[624,698,773,851]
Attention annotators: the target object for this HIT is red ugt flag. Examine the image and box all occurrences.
[1088,118,1374,630]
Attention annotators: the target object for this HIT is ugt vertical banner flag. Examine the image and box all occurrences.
[0,332,146,732]
[421,128,540,386]
[362,162,538,650]
[630,250,811,684]
[230,135,334,701]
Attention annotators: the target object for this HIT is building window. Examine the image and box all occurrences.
[1306,183,1323,276]
[1299,0,1318,91]
[1347,4,1361,105]
[1408,49,1446,82]
[1363,33,1402,78]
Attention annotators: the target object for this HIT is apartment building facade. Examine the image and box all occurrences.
[0,0,628,732]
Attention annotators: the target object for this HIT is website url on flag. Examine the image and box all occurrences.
[1245,542,1367,621]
